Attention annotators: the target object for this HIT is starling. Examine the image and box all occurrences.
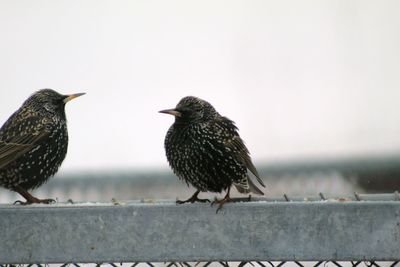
[0,89,85,204]
[160,96,265,212]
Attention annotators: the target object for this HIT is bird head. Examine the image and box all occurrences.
[159,96,218,124]
[25,89,85,114]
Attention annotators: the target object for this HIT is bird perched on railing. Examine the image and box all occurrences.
[0,89,85,204]
[160,96,265,212]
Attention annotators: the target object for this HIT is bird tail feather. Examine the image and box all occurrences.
[234,176,265,195]
[248,177,264,195]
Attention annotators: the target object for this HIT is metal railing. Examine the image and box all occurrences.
[1,193,400,264]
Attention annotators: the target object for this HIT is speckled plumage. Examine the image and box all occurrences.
[0,89,84,204]
[160,96,265,210]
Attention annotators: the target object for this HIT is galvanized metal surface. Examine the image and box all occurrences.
[0,194,400,264]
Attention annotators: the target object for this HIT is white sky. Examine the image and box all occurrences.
[0,0,399,171]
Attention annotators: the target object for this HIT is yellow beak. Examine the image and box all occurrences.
[63,93,86,103]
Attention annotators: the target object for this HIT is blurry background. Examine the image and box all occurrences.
[0,0,399,203]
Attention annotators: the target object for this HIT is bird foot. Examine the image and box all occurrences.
[13,186,56,205]
[176,190,210,204]
[14,198,56,205]
[176,196,210,204]
[211,195,233,213]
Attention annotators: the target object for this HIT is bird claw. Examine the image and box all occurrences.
[211,196,233,213]
[176,197,210,204]
[216,205,224,214]
[41,198,56,204]
[13,198,56,205]
[176,190,210,204]
[210,196,218,207]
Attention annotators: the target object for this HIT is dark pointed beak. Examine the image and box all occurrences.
[63,93,86,103]
[159,108,182,117]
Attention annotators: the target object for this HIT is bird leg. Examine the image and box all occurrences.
[211,187,232,213]
[176,190,210,204]
[13,186,55,205]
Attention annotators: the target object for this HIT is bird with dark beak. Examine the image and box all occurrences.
[160,96,265,212]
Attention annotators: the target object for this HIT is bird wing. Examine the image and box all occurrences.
[0,112,50,169]
[217,117,266,188]
[0,132,49,169]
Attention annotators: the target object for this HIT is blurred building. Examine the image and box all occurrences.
[2,156,399,204]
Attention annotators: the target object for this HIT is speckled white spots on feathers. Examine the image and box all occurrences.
[0,89,70,191]
[164,96,265,195]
